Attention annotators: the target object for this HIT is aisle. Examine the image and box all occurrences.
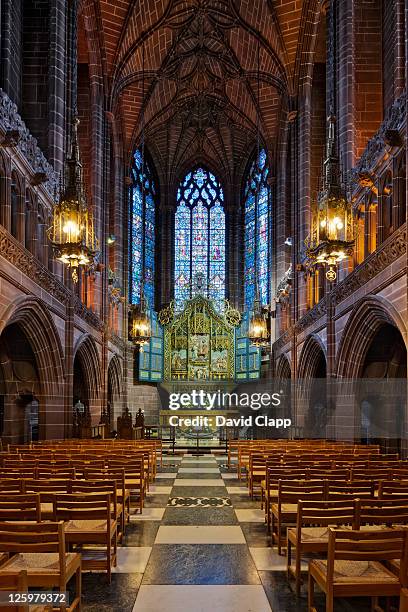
[133,452,272,612]
[78,453,372,612]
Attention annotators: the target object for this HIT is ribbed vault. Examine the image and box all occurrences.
[86,0,322,181]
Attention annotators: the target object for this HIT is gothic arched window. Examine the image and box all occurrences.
[244,148,270,308]
[129,148,157,307]
[174,167,226,312]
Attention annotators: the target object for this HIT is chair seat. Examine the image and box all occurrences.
[312,559,399,584]
[359,524,391,531]
[65,518,117,533]
[288,526,351,544]
[271,503,297,515]
[1,552,79,574]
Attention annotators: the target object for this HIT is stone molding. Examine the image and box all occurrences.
[273,223,407,351]
[0,88,58,197]
[348,92,406,191]
[0,224,105,332]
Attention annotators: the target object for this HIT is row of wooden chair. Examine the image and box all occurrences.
[227,439,381,472]
[268,479,408,553]
[286,498,408,596]
[0,491,117,582]
[0,459,146,509]
[245,453,401,485]
[1,452,154,483]
[249,455,405,496]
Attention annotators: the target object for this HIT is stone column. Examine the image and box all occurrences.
[337,0,355,169]
[48,0,67,174]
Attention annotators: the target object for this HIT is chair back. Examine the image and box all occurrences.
[327,528,408,586]
[355,499,408,529]
[0,493,41,522]
[327,480,375,500]
[297,499,356,528]
[0,569,36,612]
[379,480,408,499]
[278,480,327,505]
[0,520,64,554]
[53,493,111,522]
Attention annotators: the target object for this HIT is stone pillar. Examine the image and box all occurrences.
[64,297,74,439]
[48,0,67,173]
[394,0,406,98]
[160,202,175,306]
[0,173,11,231]
[296,91,312,318]
[337,0,355,169]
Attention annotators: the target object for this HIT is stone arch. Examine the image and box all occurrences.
[297,334,328,439]
[73,335,102,405]
[0,296,65,440]
[297,334,327,380]
[0,296,65,397]
[336,295,407,379]
[276,354,291,381]
[107,354,122,429]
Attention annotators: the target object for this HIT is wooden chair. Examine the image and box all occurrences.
[0,480,24,494]
[23,480,70,521]
[287,499,355,597]
[263,468,308,533]
[308,528,408,612]
[53,493,117,582]
[0,494,41,522]
[84,468,130,531]
[379,480,408,499]
[271,480,327,554]
[107,459,144,514]
[326,480,375,500]
[70,479,123,542]
[0,568,53,612]
[36,468,76,480]
[400,588,408,612]
[0,521,81,611]
[354,499,408,530]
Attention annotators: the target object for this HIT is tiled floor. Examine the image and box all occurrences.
[76,453,374,612]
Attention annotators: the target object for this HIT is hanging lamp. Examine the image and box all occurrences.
[305,3,354,282]
[48,115,98,282]
[248,38,270,347]
[305,111,354,281]
[128,40,152,347]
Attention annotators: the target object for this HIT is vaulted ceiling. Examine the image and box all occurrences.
[90,0,320,185]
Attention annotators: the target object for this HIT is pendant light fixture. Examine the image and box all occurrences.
[248,37,269,347]
[48,114,98,282]
[129,40,152,347]
[304,1,354,281]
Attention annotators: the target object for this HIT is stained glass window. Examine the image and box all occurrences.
[244,148,270,308]
[174,167,226,312]
[129,147,157,307]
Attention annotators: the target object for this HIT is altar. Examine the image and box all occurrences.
[138,295,262,384]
